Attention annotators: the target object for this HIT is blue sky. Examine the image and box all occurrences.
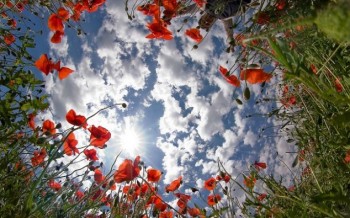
[32,0,298,212]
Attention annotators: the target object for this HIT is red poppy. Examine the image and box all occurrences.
[7,19,17,28]
[147,168,162,183]
[223,174,230,183]
[207,194,221,206]
[175,193,191,209]
[276,0,286,10]
[31,148,47,166]
[159,210,173,218]
[165,176,182,192]
[48,14,64,32]
[123,184,141,201]
[16,2,25,12]
[188,207,201,217]
[255,12,270,25]
[254,161,267,170]
[114,156,141,183]
[48,180,62,191]
[185,28,203,43]
[219,66,240,87]
[335,78,343,93]
[146,19,173,40]
[243,175,256,189]
[310,64,318,74]
[88,125,111,148]
[42,119,56,135]
[137,3,160,18]
[94,169,105,184]
[240,68,272,84]
[76,190,84,200]
[66,109,87,128]
[162,0,179,20]
[257,193,267,201]
[4,33,15,45]
[58,67,74,80]
[63,132,79,156]
[34,54,61,75]
[51,30,64,43]
[57,7,70,20]
[28,113,36,130]
[84,148,99,161]
[204,177,216,191]
[344,150,350,164]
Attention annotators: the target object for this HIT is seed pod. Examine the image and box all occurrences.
[235,98,243,105]
[244,87,250,100]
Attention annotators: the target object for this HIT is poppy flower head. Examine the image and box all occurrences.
[240,68,272,84]
[51,31,64,44]
[204,177,216,190]
[185,28,203,43]
[207,194,221,206]
[34,54,61,75]
[42,119,56,135]
[243,175,256,189]
[254,161,267,170]
[137,3,160,17]
[88,125,111,148]
[188,207,201,217]
[31,148,47,166]
[257,193,267,201]
[4,33,15,45]
[114,156,141,183]
[28,113,36,130]
[219,66,240,87]
[66,109,87,128]
[58,67,74,80]
[147,168,162,183]
[84,148,99,161]
[165,176,182,192]
[48,14,64,32]
[94,169,105,184]
[146,19,173,40]
[159,210,173,218]
[175,193,191,209]
[63,132,79,156]
[48,180,62,191]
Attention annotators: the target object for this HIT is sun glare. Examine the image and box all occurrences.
[119,127,142,155]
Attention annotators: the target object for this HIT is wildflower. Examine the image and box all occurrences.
[276,0,286,10]
[185,28,203,43]
[4,33,15,45]
[42,119,56,135]
[204,177,216,191]
[147,168,162,183]
[207,194,221,206]
[175,193,191,209]
[34,54,61,75]
[165,176,182,192]
[146,18,173,40]
[257,193,267,201]
[137,3,160,17]
[159,210,173,218]
[344,150,350,164]
[63,132,79,156]
[48,180,61,191]
[240,68,272,84]
[335,78,343,92]
[84,149,99,161]
[31,148,47,166]
[66,109,87,128]
[88,125,111,148]
[256,12,270,25]
[51,30,64,43]
[243,175,256,189]
[114,156,141,183]
[188,207,201,217]
[28,113,36,130]
[7,18,17,28]
[219,66,240,87]
[254,161,267,170]
[94,169,105,184]
[76,190,84,200]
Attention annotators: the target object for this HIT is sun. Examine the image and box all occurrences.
[119,127,142,155]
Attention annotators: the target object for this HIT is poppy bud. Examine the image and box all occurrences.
[122,103,127,108]
[235,98,243,105]
[55,123,62,129]
[244,87,250,100]
[193,45,198,49]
